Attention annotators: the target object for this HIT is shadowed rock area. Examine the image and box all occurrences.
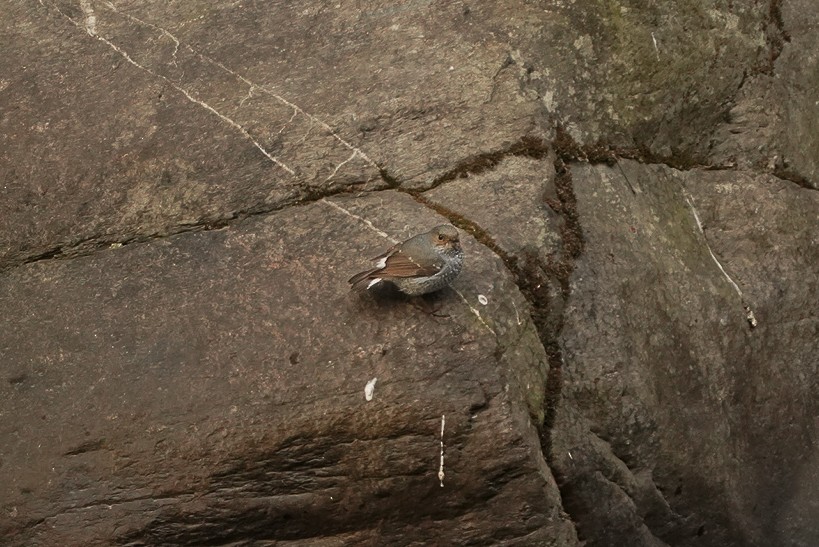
[1,1,817,545]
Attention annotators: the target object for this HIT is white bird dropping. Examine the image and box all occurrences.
[364,377,377,401]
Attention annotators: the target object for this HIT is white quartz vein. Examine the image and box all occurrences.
[209,58,379,172]
[275,107,300,136]
[40,0,294,175]
[453,288,497,336]
[104,2,180,67]
[685,194,758,328]
[102,1,378,181]
[438,415,446,487]
[684,194,743,299]
[321,199,397,243]
[325,150,361,182]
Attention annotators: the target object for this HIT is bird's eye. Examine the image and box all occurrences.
[438,234,445,241]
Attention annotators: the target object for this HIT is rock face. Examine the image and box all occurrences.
[1,1,816,546]
[1,192,576,544]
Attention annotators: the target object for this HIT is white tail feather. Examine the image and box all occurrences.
[367,278,382,289]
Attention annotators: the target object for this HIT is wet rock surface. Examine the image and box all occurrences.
[1,1,817,545]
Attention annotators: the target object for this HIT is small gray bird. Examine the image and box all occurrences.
[348,224,464,296]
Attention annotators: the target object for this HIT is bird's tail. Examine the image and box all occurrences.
[348,268,379,291]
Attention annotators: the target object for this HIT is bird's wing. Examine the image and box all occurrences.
[376,249,443,278]
[347,250,439,288]
[372,244,398,261]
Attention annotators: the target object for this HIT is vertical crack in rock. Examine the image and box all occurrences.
[400,131,586,466]
[759,0,791,74]
[535,128,585,461]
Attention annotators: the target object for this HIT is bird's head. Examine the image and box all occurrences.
[429,224,461,253]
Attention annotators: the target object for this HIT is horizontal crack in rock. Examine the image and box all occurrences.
[2,180,381,273]
[426,135,551,191]
[773,167,817,191]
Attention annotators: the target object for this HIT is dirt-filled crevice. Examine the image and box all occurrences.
[399,129,588,466]
[426,135,552,191]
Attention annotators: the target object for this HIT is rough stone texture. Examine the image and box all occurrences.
[421,153,819,546]
[0,192,577,545]
[489,0,770,159]
[710,0,819,189]
[0,0,783,268]
[552,162,818,546]
[1,0,818,545]
[682,169,819,546]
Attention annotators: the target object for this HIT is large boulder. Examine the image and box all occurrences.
[0,191,577,544]
[553,162,818,546]
[1,0,816,545]
[421,154,819,546]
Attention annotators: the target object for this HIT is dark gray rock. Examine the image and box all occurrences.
[421,156,818,546]
[0,191,576,545]
[709,0,819,188]
[1,0,817,545]
[554,162,818,546]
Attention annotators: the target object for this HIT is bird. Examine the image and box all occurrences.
[348,224,464,296]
